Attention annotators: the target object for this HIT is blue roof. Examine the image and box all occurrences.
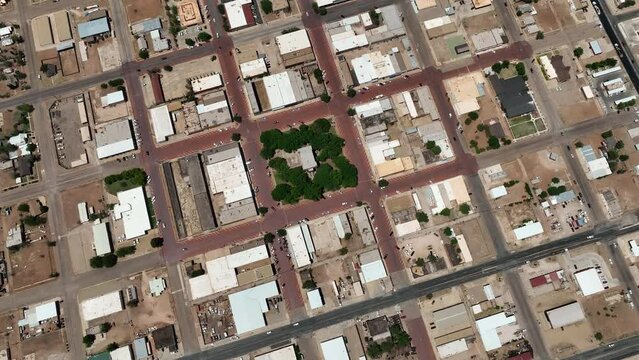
[78,17,110,38]
[555,190,576,203]
[579,145,597,162]
[133,337,149,360]
[132,17,162,34]
[87,352,111,360]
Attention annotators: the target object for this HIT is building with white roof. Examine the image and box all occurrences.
[191,73,223,93]
[351,51,399,85]
[149,277,167,297]
[359,249,387,283]
[539,55,557,80]
[471,28,505,52]
[0,26,12,38]
[437,339,469,358]
[513,221,544,240]
[113,186,151,240]
[224,0,255,30]
[240,58,268,79]
[95,119,136,159]
[258,70,308,110]
[110,345,133,360]
[188,244,270,299]
[228,281,279,334]
[320,337,350,360]
[8,133,31,160]
[307,288,325,309]
[298,145,317,171]
[489,185,507,199]
[101,90,125,107]
[574,268,605,296]
[149,105,175,143]
[395,220,421,237]
[276,29,311,56]
[205,150,252,204]
[577,145,612,179]
[424,175,471,214]
[602,78,626,97]
[255,345,297,360]
[545,302,585,328]
[92,222,112,256]
[286,223,315,268]
[78,202,89,223]
[150,29,169,52]
[629,240,639,257]
[17,300,59,328]
[475,312,518,351]
[80,290,124,322]
[330,27,368,53]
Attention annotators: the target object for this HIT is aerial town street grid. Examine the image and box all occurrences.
[3,0,639,359]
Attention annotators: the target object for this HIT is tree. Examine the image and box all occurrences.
[488,136,501,149]
[439,208,451,217]
[17,203,29,212]
[26,143,36,152]
[573,47,584,58]
[39,205,49,214]
[184,38,195,47]
[551,177,560,184]
[100,322,112,333]
[189,269,205,278]
[320,92,331,103]
[101,83,108,89]
[163,65,173,72]
[468,111,479,120]
[378,179,389,188]
[443,227,453,236]
[127,299,139,307]
[616,140,625,149]
[536,31,545,40]
[17,104,34,113]
[116,246,136,258]
[89,256,104,268]
[415,258,426,267]
[150,237,164,248]
[415,211,429,223]
[575,141,584,148]
[261,0,274,13]
[302,279,317,289]
[367,342,383,358]
[258,207,268,215]
[515,62,526,76]
[347,88,356,97]
[272,184,293,201]
[313,68,324,83]
[103,253,118,268]
[620,154,630,161]
[602,130,613,138]
[197,32,212,42]
[459,203,471,215]
[277,228,287,237]
[106,343,119,352]
[231,133,241,141]
[607,150,619,160]
[594,332,603,341]
[430,145,442,155]
[491,62,503,73]
[83,334,96,347]
[347,108,356,116]
[139,49,149,59]
[339,247,348,255]
[264,233,275,243]
[39,63,48,72]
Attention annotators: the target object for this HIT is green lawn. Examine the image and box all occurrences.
[500,65,518,79]
[508,114,532,126]
[534,118,547,131]
[510,121,537,139]
[106,180,137,195]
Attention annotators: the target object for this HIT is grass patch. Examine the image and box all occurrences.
[534,118,547,131]
[499,65,518,79]
[510,121,537,138]
[146,197,156,228]
[508,114,532,126]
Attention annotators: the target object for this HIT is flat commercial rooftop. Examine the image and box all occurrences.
[320,337,350,360]
[545,301,585,328]
[92,222,112,256]
[95,119,135,159]
[574,268,605,296]
[255,345,297,360]
[81,291,123,322]
[228,281,279,334]
[276,29,311,55]
[149,105,175,143]
[113,186,151,240]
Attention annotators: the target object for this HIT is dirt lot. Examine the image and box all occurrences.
[462,10,502,35]
[21,330,69,359]
[125,0,163,23]
[558,100,602,125]
[60,181,107,231]
[9,240,56,290]
[161,56,222,101]
[456,218,495,263]
[461,93,506,153]
[535,0,561,32]
[554,0,577,28]
[130,269,176,333]
[582,290,639,342]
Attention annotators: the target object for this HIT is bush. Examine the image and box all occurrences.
[416,211,429,223]
[601,130,613,138]
[439,208,452,217]
[313,68,324,83]
[264,233,275,242]
[277,229,287,237]
[320,92,331,103]
[620,154,630,161]
[551,177,560,184]
[468,111,479,120]
[101,83,108,89]
[127,299,139,307]
[616,140,625,149]
[185,38,195,47]
[443,227,453,236]
[189,269,205,278]
[108,78,124,87]
[515,62,526,76]
[607,150,619,160]
[573,47,584,58]
[83,334,96,347]
[594,332,603,341]
[347,108,356,116]
[100,322,112,333]
[106,343,119,352]
[116,246,136,258]
[89,256,104,268]
[150,237,164,248]
[163,65,173,72]
[459,203,471,215]
[258,207,268,215]
[488,136,501,149]
[197,32,212,42]
[17,104,34,113]
[231,133,241,141]
[261,0,274,13]
[415,258,426,267]
[491,62,503,73]
[339,247,348,255]
[536,31,544,39]
[347,88,356,97]
[302,279,317,289]
[103,253,118,268]
[378,179,389,188]
[575,141,584,148]
[139,49,149,59]
[17,203,29,212]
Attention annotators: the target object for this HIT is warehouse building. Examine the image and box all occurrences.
[275,29,315,67]
[228,281,280,334]
[80,290,124,322]
[95,119,136,159]
[113,186,152,240]
[545,301,585,328]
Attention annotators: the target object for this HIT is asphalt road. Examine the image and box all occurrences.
[183,220,636,360]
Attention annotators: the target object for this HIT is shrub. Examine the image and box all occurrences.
[339,247,348,255]
[347,108,356,116]
[443,227,453,236]
[163,65,173,72]
[551,177,560,184]
[100,322,112,333]
[536,31,544,39]
[258,207,268,215]
[415,258,426,267]
[620,154,630,161]
[231,133,241,141]
[320,92,331,103]
[459,203,471,215]
[197,32,212,42]
[103,253,118,268]
[264,233,275,242]
[313,68,324,83]
[573,47,584,58]
[83,334,96,347]
[515,62,526,76]
[488,136,501,149]
[575,141,584,148]
[616,140,625,149]
[261,0,274,13]
[601,130,613,138]
[185,38,195,47]
[150,238,164,248]
[468,111,479,120]
[139,49,149,59]
[189,269,205,278]
[347,88,356,97]
[594,332,603,341]
[439,208,451,217]
[127,299,139,307]
[378,179,389,188]
[116,246,136,258]
[89,256,104,268]
[416,211,429,223]
[17,203,29,212]
[302,279,317,289]
[106,342,119,352]
[277,228,287,237]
